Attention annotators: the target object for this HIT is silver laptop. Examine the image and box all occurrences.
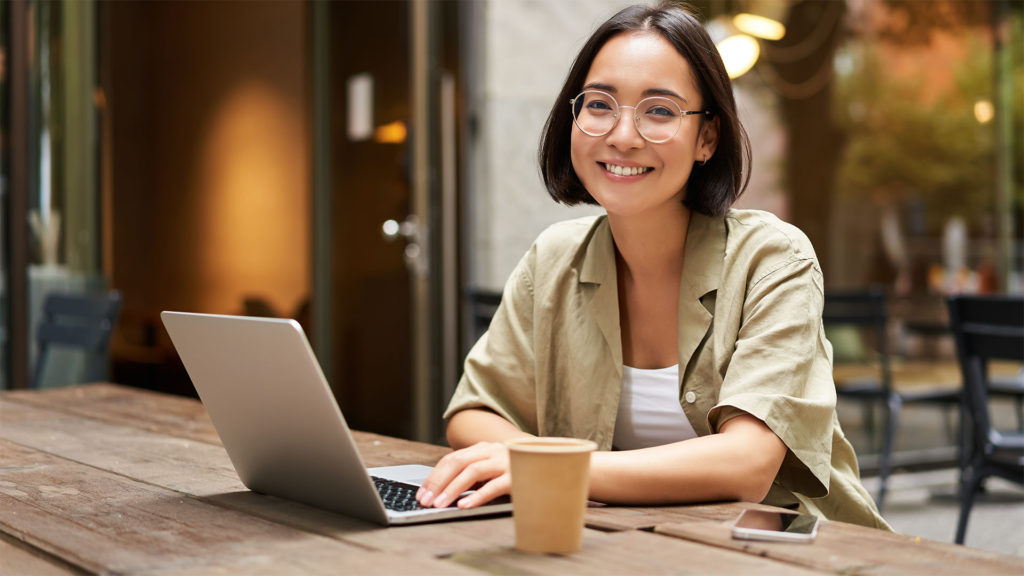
[161,311,512,525]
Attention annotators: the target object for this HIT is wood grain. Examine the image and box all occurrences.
[3,384,1021,576]
[656,519,1024,576]
[443,528,823,576]
[0,399,244,497]
[0,532,86,576]
[0,395,467,552]
[585,501,767,532]
[1,383,453,467]
[0,439,473,575]
[2,383,221,445]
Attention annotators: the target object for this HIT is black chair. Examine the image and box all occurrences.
[947,294,1024,545]
[468,290,502,342]
[31,290,123,389]
[824,288,961,511]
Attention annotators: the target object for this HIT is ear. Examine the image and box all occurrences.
[694,115,720,164]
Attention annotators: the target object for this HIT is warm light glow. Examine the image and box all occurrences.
[374,121,407,144]
[974,99,994,124]
[716,34,760,79]
[198,82,310,315]
[733,13,786,41]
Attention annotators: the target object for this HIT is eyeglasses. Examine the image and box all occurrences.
[570,90,712,144]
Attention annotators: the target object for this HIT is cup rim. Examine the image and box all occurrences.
[505,437,597,453]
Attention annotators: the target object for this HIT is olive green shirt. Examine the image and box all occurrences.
[446,209,889,530]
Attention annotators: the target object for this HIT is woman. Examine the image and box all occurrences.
[417,2,889,530]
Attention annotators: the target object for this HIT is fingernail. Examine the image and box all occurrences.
[432,491,449,508]
[419,489,433,504]
[457,495,474,509]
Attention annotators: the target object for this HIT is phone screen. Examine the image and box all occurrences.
[731,509,820,542]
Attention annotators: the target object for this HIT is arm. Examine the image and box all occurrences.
[589,414,786,504]
[446,407,533,449]
[420,410,784,509]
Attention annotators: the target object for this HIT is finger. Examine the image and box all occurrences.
[417,445,481,503]
[430,457,504,508]
[417,443,500,505]
[416,454,458,505]
[430,444,510,508]
[457,472,511,509]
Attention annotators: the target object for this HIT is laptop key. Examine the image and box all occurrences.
[371,476,428,512]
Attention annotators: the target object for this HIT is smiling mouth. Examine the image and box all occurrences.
[601,162,652,177]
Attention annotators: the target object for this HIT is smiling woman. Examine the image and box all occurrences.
[567,32,716,221]
[412,1,893,532]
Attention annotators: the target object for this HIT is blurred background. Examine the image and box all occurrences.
[0,0,1020,447]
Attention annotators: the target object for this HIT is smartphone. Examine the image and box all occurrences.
[730,509,820,543]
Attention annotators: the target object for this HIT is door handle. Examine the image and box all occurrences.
[382,216,428,275]
[382,216,418,242]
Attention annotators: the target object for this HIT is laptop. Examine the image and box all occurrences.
[161,311,512,525]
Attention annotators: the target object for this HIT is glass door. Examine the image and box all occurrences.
[1,0,104,389]
[314,1,462,442]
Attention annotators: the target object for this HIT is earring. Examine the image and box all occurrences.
[698,153,708,166]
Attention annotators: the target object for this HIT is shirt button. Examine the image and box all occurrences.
[685,391,697,404]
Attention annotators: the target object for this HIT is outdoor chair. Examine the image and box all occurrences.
[824,287,961,512]
[469,289,502,342]
[31,290,123,389]
[947,294,1024,545]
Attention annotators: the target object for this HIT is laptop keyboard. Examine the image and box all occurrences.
[371,476,428,512]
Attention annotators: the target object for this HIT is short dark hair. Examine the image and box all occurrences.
[539,2,751,217]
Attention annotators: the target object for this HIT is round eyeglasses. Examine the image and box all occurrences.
[570,90,712,144]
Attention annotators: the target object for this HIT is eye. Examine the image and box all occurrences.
[586,99,615,113]
[645,105,677,117]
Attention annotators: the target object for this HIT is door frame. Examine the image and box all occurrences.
[311,0,459,443]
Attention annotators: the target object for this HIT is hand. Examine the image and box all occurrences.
[416,441,511,509]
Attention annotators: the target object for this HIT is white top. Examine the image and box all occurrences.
[613,364,697,450]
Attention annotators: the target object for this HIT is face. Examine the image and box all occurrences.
[570,32,718,218]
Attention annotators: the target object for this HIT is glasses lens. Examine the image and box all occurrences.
[635,97,681,143]
[572,91,618,137]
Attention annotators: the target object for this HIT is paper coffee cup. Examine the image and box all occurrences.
[506,437,597,554]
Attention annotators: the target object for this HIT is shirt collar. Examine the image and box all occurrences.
[580,215,614,285]
[578,211,725,300]
[681,211,725,302]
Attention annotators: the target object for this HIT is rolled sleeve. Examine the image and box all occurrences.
[709,257,835,498]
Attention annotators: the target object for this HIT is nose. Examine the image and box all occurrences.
[604,106,645,150]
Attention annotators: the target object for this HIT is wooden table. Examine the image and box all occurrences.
[2,384,1021,575]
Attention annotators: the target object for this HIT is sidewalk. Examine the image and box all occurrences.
[839,397,1024,557]
[862,470,1024,557]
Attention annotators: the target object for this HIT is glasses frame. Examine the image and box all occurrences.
[569,89,711,144]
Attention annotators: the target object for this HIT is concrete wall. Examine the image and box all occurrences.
[466,0,628,292]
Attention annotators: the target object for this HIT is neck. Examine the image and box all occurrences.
[608,204,691,281]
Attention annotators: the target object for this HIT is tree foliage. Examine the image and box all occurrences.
[875,0,990,46]
[834,30,998,235]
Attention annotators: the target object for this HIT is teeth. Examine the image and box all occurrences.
[604,163,649,177]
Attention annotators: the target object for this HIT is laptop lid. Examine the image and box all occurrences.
[160,311,510,525]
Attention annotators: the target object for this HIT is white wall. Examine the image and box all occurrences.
[466,0,631,291]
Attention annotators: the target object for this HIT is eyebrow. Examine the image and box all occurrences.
[581,82,690,104]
